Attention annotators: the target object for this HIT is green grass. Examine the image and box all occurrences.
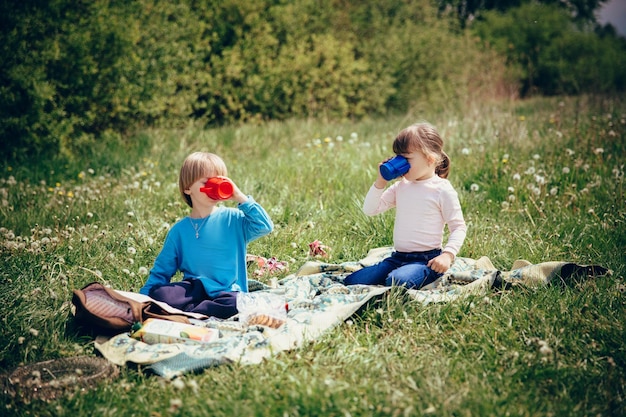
[1,95,624,416]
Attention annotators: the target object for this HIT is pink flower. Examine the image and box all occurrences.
[308,240,330,257]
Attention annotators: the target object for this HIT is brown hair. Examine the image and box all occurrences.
[178,152,227,207]
[392,122,450,179]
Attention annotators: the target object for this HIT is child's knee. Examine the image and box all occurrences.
[386,266,430,289]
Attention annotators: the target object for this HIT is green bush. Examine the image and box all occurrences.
[472,2,626,96]
[9,0,619,166]
[0,1,145,162]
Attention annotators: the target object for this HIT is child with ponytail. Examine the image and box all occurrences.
[345,122,466,289]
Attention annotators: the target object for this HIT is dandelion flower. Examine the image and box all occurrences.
[461,148,470,155]
[169,398,183,413]
[534,175,545,185]
[562,167,570,174]
[513,173,521,181]
[127,246,136,255]
[593,148,604,155]
[470,183,480,192]
[550,187,558,196]
[539,344,553,356]
[138,266,149,276]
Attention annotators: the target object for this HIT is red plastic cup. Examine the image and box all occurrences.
[200,177,234,200]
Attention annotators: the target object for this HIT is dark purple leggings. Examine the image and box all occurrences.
[148,279,238,319]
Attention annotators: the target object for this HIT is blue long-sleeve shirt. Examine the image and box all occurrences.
[139,196,273,298]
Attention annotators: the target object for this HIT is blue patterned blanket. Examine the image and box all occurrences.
[95,247,607,378]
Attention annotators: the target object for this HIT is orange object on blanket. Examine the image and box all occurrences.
[131,318,219,344]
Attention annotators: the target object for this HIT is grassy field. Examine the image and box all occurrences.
[1,95,624,416]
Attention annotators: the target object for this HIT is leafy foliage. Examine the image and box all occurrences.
[472,2,626,95]
[0,0,623,165]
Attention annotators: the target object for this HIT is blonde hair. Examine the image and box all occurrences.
[179,152,227,207]
[392,122,450,179]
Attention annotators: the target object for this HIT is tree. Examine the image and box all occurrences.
[438,0,608,26]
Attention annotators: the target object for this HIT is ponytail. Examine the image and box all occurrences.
[436,152,450,179]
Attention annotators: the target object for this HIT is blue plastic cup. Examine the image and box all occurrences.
[380,155,410,180]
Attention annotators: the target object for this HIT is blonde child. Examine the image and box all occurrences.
[140,152,273,318]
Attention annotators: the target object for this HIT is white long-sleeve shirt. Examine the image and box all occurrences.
[363,176,467,256]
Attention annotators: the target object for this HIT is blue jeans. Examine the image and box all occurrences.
[344,249,442,289]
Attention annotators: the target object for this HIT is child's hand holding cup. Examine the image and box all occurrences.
[379,155,410,180]
[200,177,234,200]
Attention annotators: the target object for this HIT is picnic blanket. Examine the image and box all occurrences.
[94,247,608,379]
